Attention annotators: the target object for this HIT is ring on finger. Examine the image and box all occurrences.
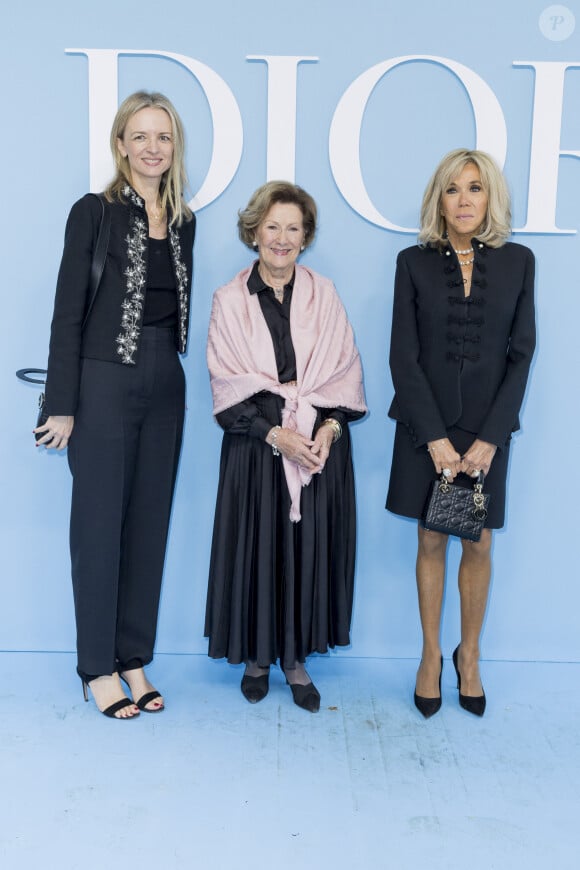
[442,467,452,478]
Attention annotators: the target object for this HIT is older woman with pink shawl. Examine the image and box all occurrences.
[206,182,366,712]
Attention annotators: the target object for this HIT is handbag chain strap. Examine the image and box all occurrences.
[438,472,487,515]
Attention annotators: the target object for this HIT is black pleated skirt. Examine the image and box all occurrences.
[205,393,357,667]
[386,423,510,529]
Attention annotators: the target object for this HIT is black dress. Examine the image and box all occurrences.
[386,241,536,530]
[205,264,364,667]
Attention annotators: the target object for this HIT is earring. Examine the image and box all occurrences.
[252,241,258,249]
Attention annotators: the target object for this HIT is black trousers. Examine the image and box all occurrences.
[67,327,185,678]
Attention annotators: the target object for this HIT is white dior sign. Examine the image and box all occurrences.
[68,49,580,234]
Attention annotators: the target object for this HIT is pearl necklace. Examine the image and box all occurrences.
[453,246,473,255]
[458,256,475,267]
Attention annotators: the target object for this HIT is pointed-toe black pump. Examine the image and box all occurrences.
[452,645,486,717]
[414,655,443,719]
[241,671,270,704]
[286,680,321,713]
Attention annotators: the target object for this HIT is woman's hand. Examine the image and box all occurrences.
[461,439,497,477]
[34,415,74,450]
[266,427,322,473]
[310,424,335,473]
[427,437,462,481]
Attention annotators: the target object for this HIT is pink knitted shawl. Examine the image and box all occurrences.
[207,264,367,521]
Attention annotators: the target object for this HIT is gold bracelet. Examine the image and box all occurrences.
[321,417,342,442]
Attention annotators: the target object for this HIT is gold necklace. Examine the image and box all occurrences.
[148,202,165,226]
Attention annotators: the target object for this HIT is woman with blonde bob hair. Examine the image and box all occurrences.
[386,149,535,718]
[419,149,511,249]
[39,91,195,718]
[206,181,366,712]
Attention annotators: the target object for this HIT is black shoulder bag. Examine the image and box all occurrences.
[16,194,111,441]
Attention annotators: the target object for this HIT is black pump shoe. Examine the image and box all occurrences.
[414,655,443,719]
[452,646,486,717]
[286,680,321,713]
[241,671,269,704]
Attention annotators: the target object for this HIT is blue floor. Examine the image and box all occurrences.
[1,652,578,869]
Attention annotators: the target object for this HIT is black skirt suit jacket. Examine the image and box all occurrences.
[45,186,195,416]
[388,240,536,451]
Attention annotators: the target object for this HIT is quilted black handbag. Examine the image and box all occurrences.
[422,472,490,542]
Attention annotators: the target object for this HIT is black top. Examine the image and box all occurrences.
[216,262,358,439]
[143,237,177,328]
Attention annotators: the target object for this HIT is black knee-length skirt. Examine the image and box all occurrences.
[386,423,511,529]
[205,393,357,668]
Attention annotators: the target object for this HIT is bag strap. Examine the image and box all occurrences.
[437,471,486,489]
[82,193,110,330]
[15,368,48,384]
[16,193,111,387]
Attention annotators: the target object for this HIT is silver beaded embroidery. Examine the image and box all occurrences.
[115,185,190,363]
[116,186,147,364]
[168,226,189,353]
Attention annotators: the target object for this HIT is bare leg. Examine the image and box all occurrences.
[415,525,448,697]
[457,529,492,696]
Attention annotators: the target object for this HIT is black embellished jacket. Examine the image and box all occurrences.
[388,240,536,449]
[45,186,195,415]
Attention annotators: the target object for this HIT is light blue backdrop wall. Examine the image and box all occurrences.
[2,0,578,661]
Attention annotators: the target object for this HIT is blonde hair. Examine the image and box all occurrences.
[237,181,317,249]
[105,90,192,227]
[418,149,511,249]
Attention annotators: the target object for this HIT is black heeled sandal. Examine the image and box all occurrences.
[452,646,486,717]
[82,679,140,719]
[119,673,165,713]
[414,655,443,719]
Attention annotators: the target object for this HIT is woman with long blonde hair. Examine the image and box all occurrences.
[39,91,195,718]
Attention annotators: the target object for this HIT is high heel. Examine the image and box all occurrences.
[414,655,443,719]
[286,680,320,713]
[81,677,140,720]
[241,670,269,704]
[452,645,486,717]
